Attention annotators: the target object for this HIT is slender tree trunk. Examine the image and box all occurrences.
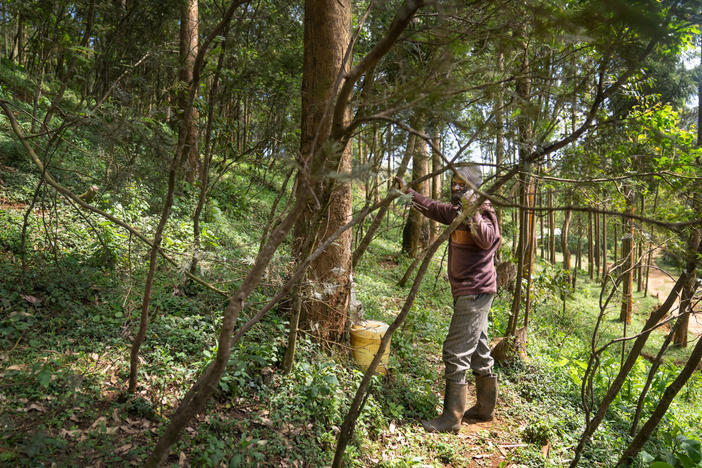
[430,130,442,242]
[574,215,582,288]
[588,211,594,280]
[190,41,226,276]
[506,18,532,340]
[644,184,659,296]
[630,324,676,436]
[619,191,635,324]
[180,0,200,182]
[613,223,618,264]
[601,211,607,277]
[539,190,545,259]
[673,230,701,347]
[562,209,572,271]
[594,202,600,279]
[402,117,429,256]
[548,189,555,263]
[507,177,527,337]
[129,0,204,391]
[352,142,412,268]
[129,0,247,401]
[512,201,518,254]
[495,45,504,229]
[523,176,537,328]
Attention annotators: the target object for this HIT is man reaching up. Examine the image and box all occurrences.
[395,164,501,433]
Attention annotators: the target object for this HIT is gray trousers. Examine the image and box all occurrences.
[443,293,495,383]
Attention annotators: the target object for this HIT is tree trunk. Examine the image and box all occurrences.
[129,0,204,392]
[494,44,504,230]
[402,118,429,257]
[430,130,442,242]
[548,189,555,263]
[190,40,226,276]
[644,185,659,297]
[562,209,572,271]
[291,0,353,344]
[594,202,600,279]
[601,211,607,277]
[673,230,701,347]
[507,177,527,337]
[574,215,582,288]
[523,176,537,327]
[352,139,413,268]
[539,190,545,259]
[588,211,594,279]
[619,192,635,324]
[179,0,200,182]
[613,223,618,264]
[506,18,532,340]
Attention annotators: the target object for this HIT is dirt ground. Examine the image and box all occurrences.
[646,255,702,337]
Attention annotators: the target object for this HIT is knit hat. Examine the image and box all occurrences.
[453,164,482,189]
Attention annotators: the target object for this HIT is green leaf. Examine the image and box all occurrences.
[37,369,51,389]
[648,462,675,468]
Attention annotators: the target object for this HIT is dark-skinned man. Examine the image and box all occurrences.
[395,164,501,433]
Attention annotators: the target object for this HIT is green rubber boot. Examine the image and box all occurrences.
[463,374,497,422]
[421,381,468,433]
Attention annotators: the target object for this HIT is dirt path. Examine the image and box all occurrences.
[646,255,702,337]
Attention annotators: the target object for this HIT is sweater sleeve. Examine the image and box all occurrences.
[407,189,456,225]
[468,204,500,249]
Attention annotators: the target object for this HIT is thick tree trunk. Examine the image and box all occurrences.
[291,0,353,344]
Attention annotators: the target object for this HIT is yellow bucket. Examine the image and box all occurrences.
[350,320,390,374]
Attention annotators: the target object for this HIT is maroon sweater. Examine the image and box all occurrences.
[408,189,501,297]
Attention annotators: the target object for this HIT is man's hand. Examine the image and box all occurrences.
[461,190,478,209]
[393,176,409,194]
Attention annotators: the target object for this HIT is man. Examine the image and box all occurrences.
[395,165,500,433]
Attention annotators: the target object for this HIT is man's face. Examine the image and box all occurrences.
[450,176,472,205]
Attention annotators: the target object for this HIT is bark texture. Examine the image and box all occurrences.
[292,0,353,343]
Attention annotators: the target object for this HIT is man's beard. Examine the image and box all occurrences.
[451,189,467,205]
